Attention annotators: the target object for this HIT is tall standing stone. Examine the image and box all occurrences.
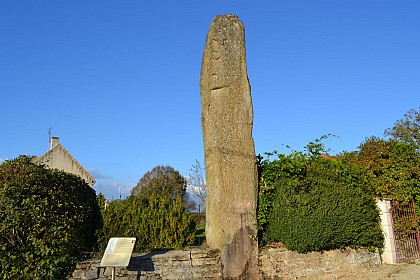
[200,15,259,279]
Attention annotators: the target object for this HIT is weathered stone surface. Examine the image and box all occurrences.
[70,248,386,280]
[258,247,381,280]
[200,14,259,279]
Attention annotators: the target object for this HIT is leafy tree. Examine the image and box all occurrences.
[341,136,420,242]
[341,136,420,202]
[385,107,420,149]
[187,160,206,213]
[131,165,187,200]
[0,156,101,279]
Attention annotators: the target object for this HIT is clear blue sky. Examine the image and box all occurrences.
[1,1,419,200]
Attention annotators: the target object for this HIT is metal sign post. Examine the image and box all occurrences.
[100,237,136,280]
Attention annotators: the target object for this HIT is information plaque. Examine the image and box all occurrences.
[100,237,136,267]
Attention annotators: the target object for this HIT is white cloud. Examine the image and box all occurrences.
[89,169,132,201]
[87,168,112,180]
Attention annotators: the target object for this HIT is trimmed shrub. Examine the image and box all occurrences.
[260,152,384,253]
[0,156,101,279]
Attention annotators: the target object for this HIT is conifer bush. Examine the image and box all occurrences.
[98,164,196,252]
[100,194,195,252]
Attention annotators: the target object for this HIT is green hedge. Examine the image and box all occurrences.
[259,152,384,253]
[99,193,195,252]
[0,156,101,279]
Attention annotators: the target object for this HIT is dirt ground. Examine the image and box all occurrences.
[361,262,420,280]
[332,260,420,280]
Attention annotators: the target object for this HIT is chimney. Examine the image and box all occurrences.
[50,136,60,150]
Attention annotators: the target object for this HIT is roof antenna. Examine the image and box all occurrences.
[48,128,52,144]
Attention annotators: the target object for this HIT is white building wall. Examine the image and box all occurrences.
[375,198,397,264]
[35,137,95,186]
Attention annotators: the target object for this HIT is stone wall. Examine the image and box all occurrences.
[70,249,222,280]
[71,248,381,280]
[259,247,381,280]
